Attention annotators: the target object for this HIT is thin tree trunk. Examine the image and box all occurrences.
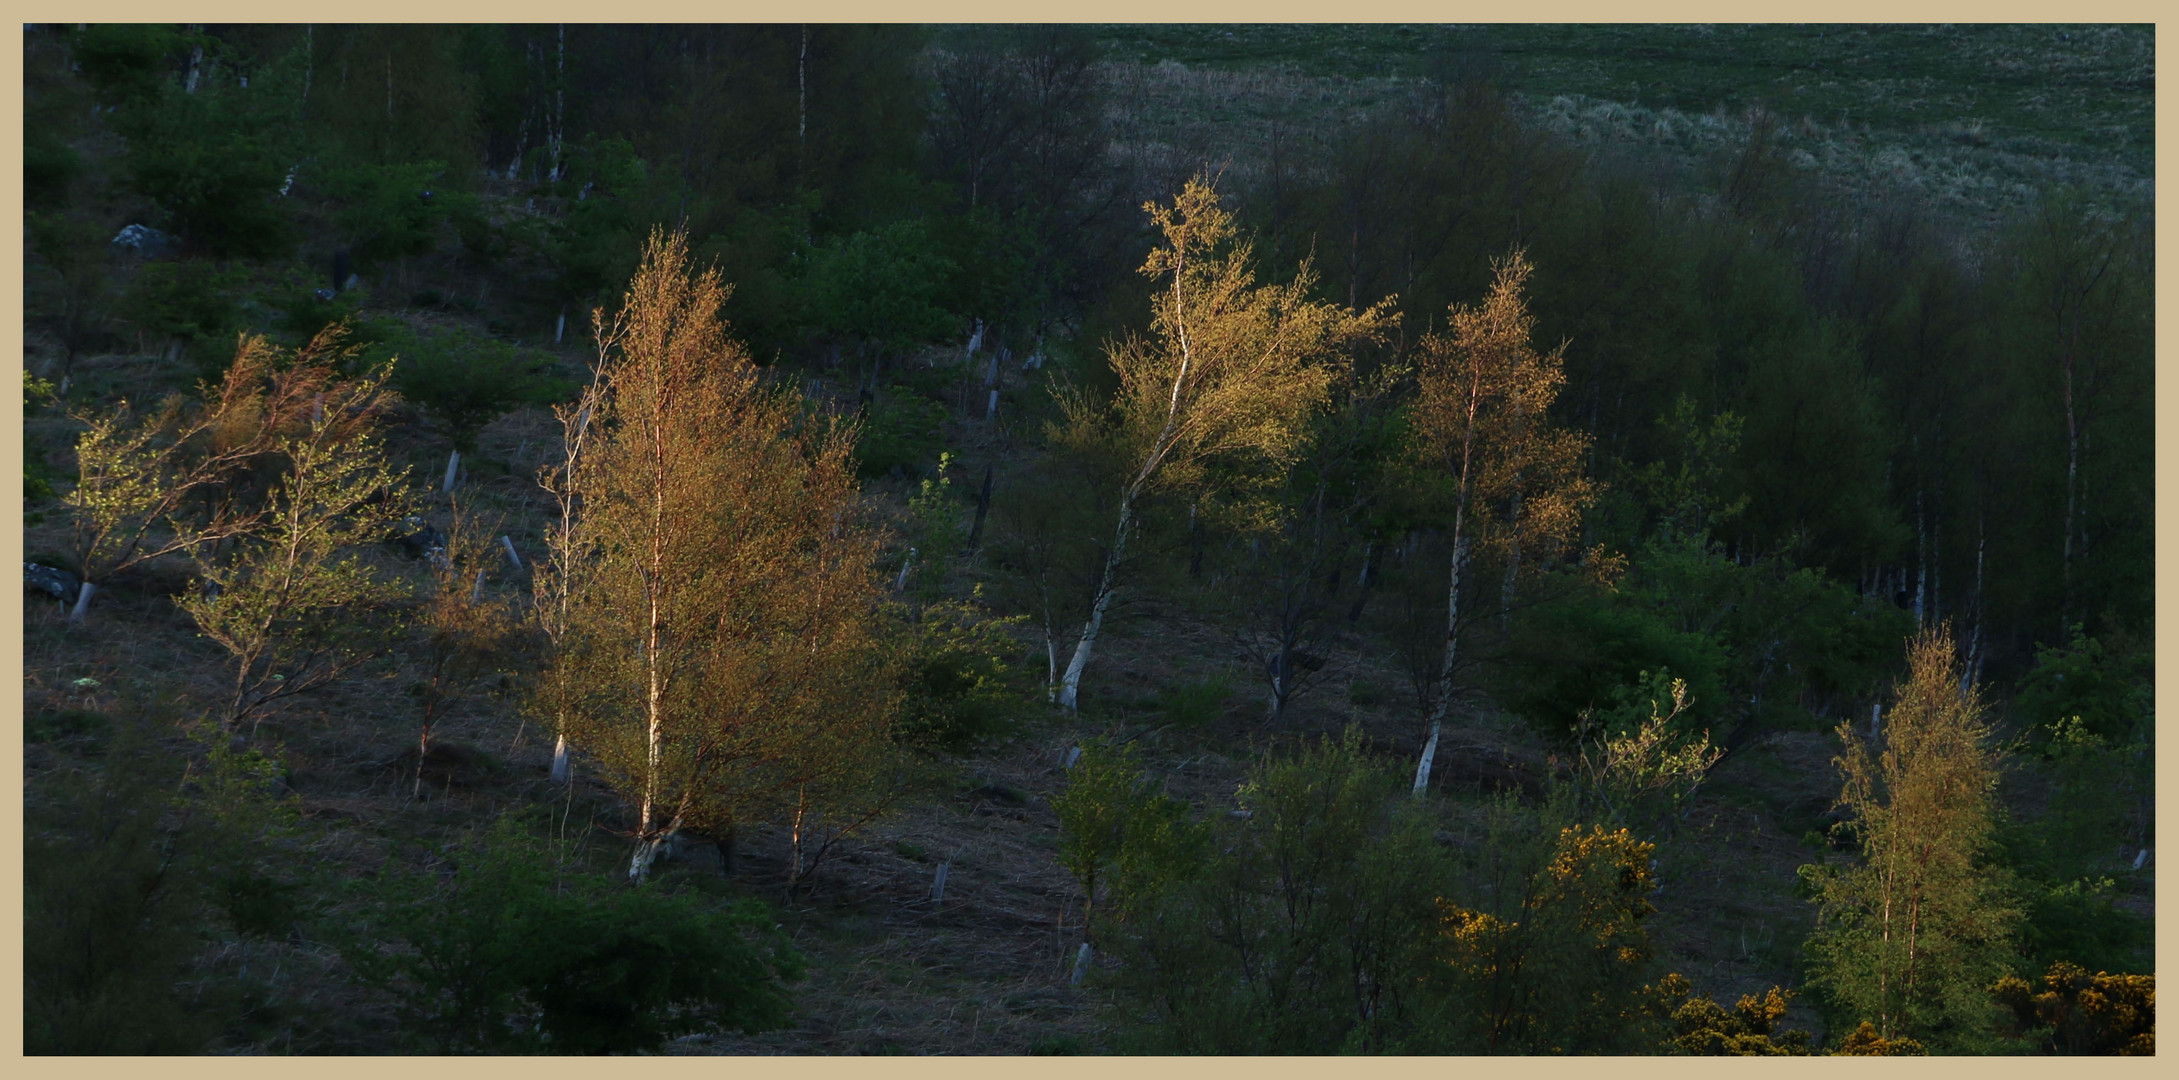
[1913,488,1927,628]
[550,25,565,181]
[413,702,439,800]
[1930,484,1941,627]
[1188,499,1204,579]
[2060,333,2078,636]
[628,808,684,884]
[1877,827,1896,1037]
[1416,375,1481,798]
[1058,499,1132,711]
[787,786,809,889]
[1044,621,1058,703]
[1414,534,1469,798]
[966,463,994,551]
[443,447,461,493]
[1902,876,1924,1030]
[634,352,670,884]
[1499,476,1523,630]
[1346,540,1377,624]
[67,580,97,624]
[1966,511,1986,690]
[797,26,809,177]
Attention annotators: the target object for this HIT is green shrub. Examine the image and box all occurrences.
[905,451,968,563]
[72,24,184,107]
[1091,729,1456,1054]
[115,61,302,258]
[1347,679,1388,707]
[2011,875,2151,977]
[1051,739,1201,937]
[336,816,801,1053]
[26,708,109,744]
[856,391,948,478]
[524,887,801,1054]
[24,372,61,502]
[219,870,306,939]
[2013,626,2152,745]
[891,597,1025,752]
[272,272,364,340]
[25,717,226,1053]
[374,326,553,454]
[325,161,455,266]
[25,125,82,210]
[1496,584,1728,741]
[805,219,960,359]
[1155,674,1232,727]
[118,260,245,372]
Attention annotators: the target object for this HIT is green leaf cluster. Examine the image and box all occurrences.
[336,816,802,1054]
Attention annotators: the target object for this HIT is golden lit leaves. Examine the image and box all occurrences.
[1093,175,1392,497]
[1831,1021,1927,1055]
[546,229,892,866]
[171,343,415,727]
[69,325,386,593]
[1410,248,1596,577]
[1994,962,2155,1055]
[1801,625,2019,1045]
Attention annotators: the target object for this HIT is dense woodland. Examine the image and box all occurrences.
[20,24,2154,1055]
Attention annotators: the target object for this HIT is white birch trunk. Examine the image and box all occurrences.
[550,733,570,783]
[500,535,523,571]
[68,581,97,624]
[442,448,461,493]
[1412,535,1470,799]
[1045,627,1059,703]
[1058,496,1135,712]
[1411,719,1442,799]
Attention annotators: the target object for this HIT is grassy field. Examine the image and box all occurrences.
[1074,23,2152,225]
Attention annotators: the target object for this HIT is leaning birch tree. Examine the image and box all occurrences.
[174,344,414,732]
[1407,251,1595,795]
[1052,176,1390,711]
[540,229,893,883]
[66,332,350,623]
